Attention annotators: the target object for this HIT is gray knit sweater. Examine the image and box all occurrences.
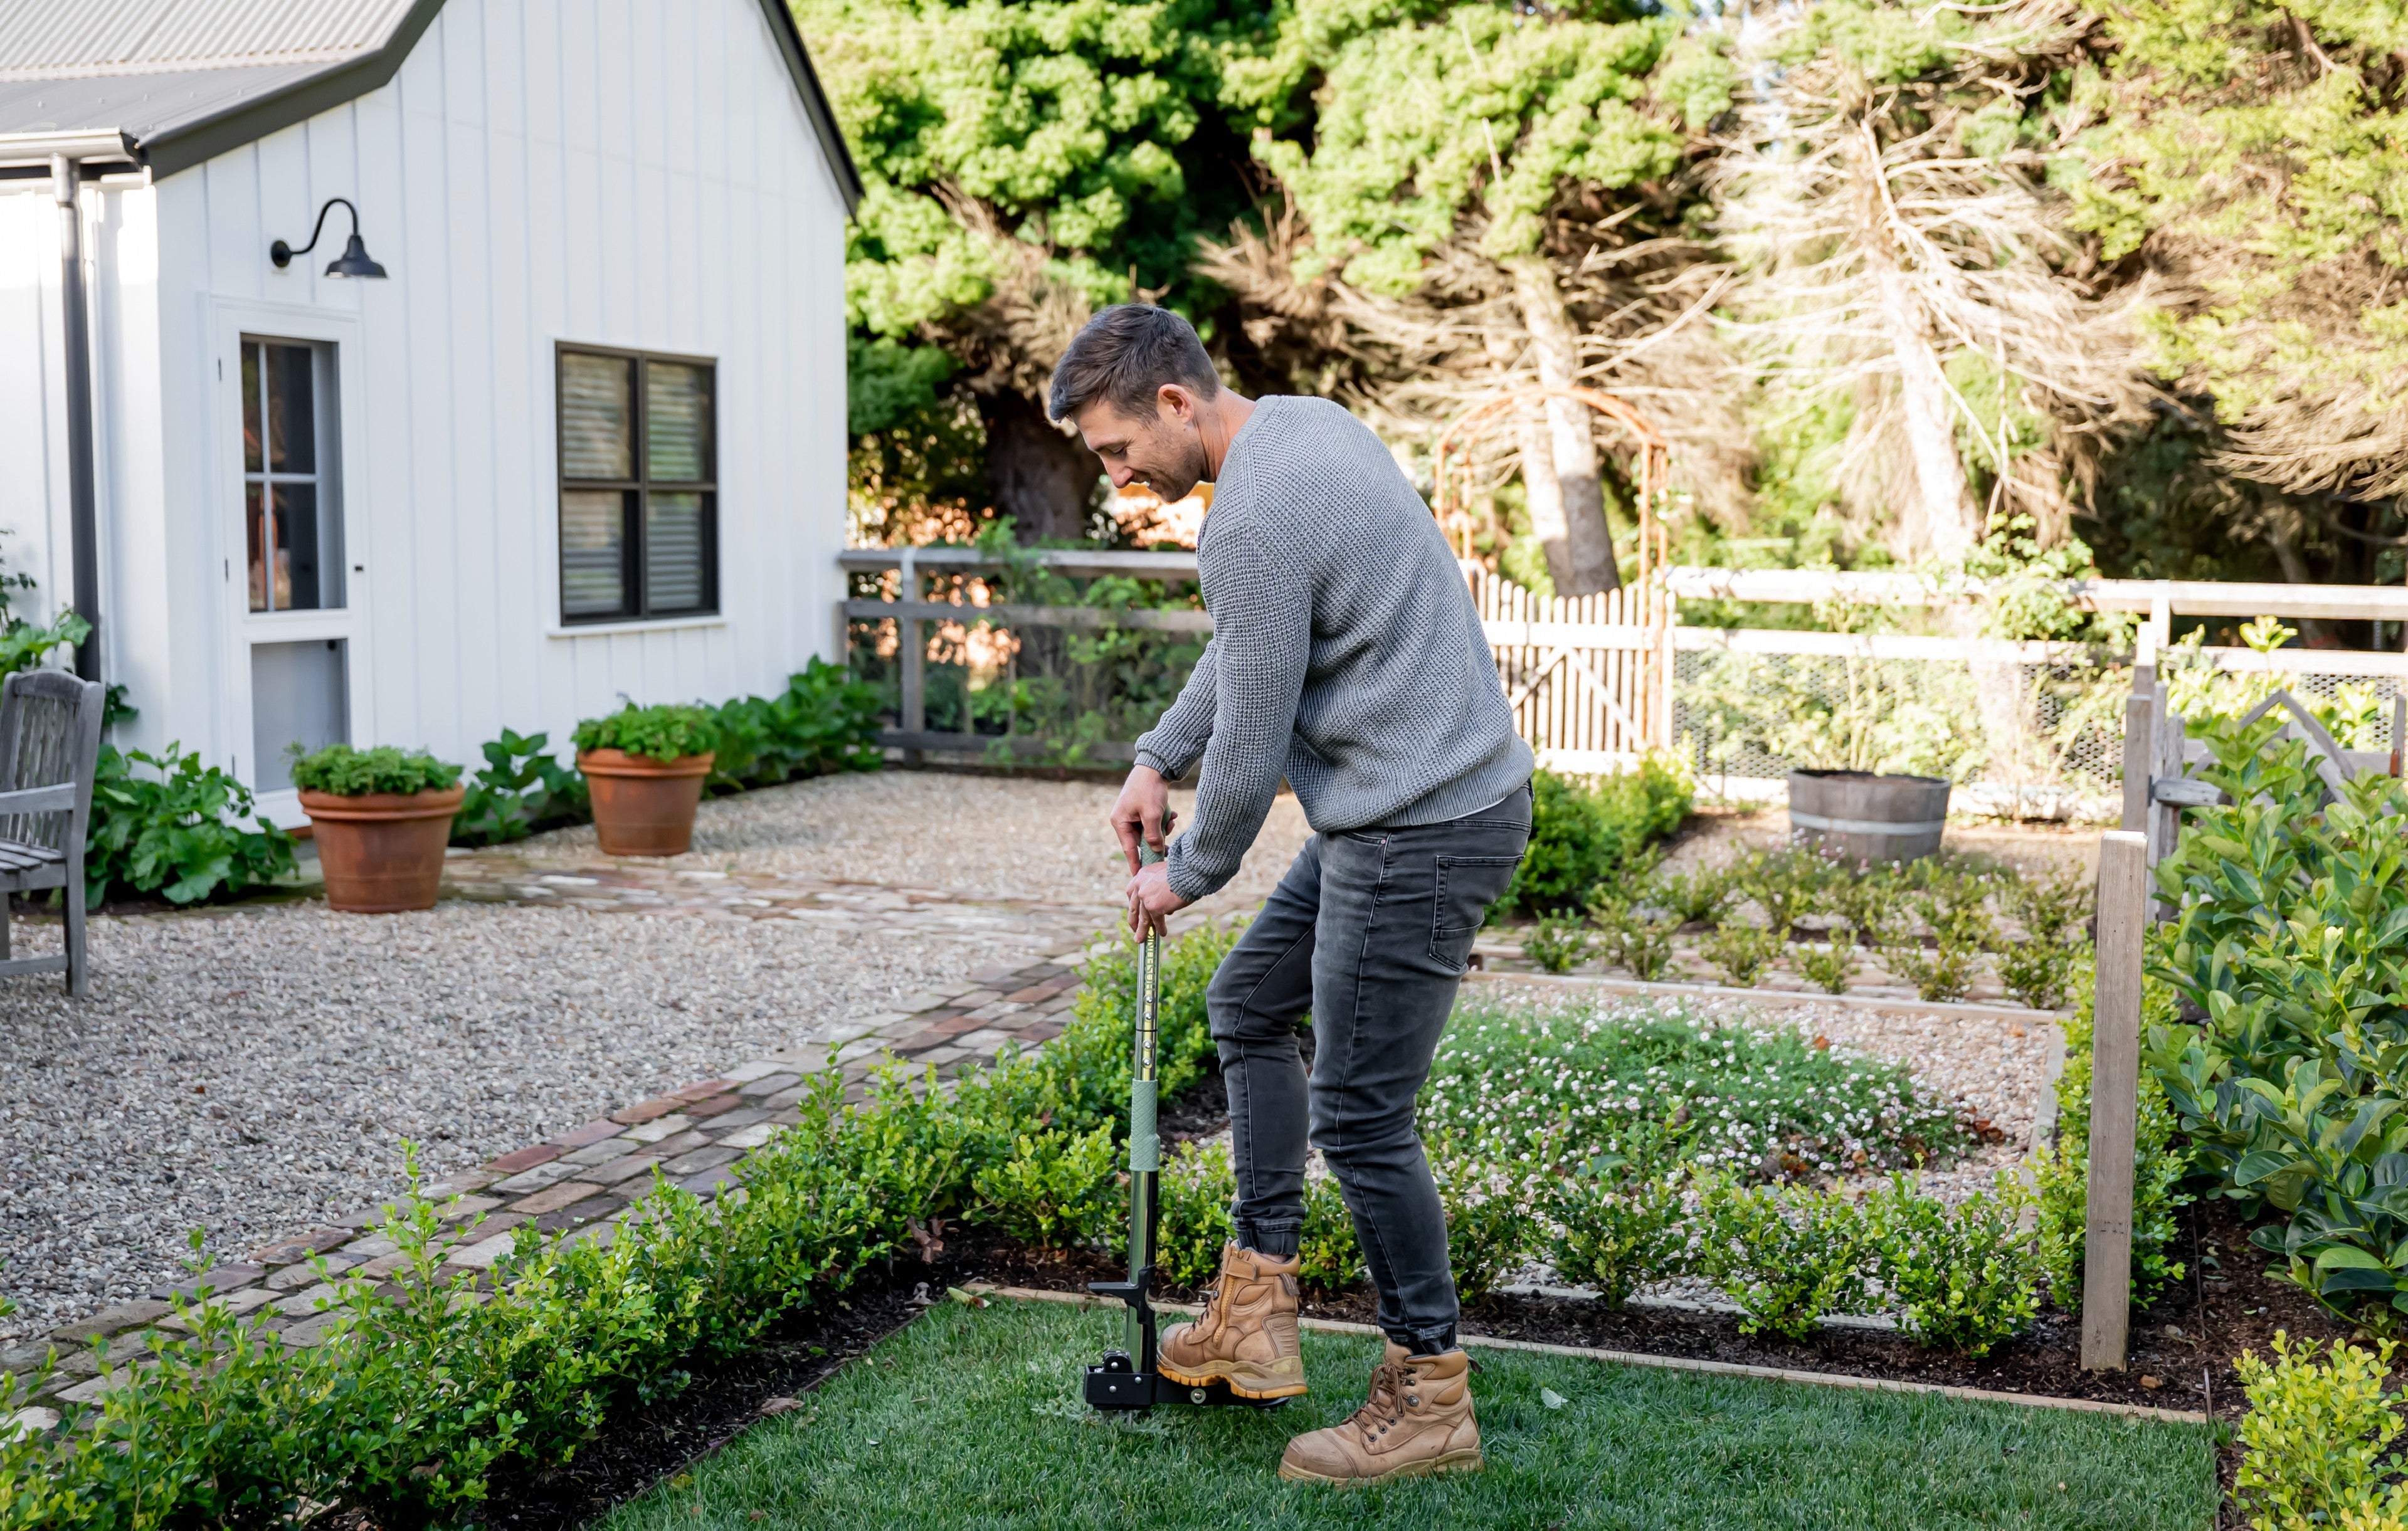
[1135,396,1534,903]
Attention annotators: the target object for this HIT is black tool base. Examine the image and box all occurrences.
[1084,1354,1292,1412]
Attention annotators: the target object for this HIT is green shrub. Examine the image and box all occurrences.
[1432,1152,1534,1305]
[1539,1120,1694,1306]
[1998,937,2081,1011]
[1590,897,1677,980]
[706,660,885,792]
[452,729,589,845]
[287,743,463,796]
[1067,918,1243,1103]
[970,1124,1121,1253]
[1883,935,1979,1002]
[1522,913,1593,974]
[573,701,721,763]
[1864,1176,2038,1357]
[1795,934,1855,994]
[1696,1179,1870,1340]
[1502,757,1691,915]
[1652,866,1735,926]
[2236,1333,2408,1531]
[1156,1138,1237,1286]
[1734,847,1828,939]
[1703,923,1778,987]
[85,744,297,907]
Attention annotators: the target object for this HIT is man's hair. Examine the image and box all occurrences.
[1047,304,1220,423]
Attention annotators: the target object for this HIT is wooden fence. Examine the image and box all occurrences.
[838,549,2408,787]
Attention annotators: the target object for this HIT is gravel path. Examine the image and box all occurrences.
[520,771,1316,918]
[0,772,1315,1339]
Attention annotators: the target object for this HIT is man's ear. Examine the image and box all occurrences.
[1156,382,1200,425]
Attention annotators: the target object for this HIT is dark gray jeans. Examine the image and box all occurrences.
[1205,782,1531,1354]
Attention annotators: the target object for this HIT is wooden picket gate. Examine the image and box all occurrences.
[1465,564,1674,772]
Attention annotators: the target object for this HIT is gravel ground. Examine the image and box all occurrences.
[520,771,1316,918]
[0,907,1032,1341]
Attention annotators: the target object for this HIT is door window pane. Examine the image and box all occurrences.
[561,490,630,616]
[265,344,314,473]
[561,354,633,479]
[276,483,321,611]
[241,343,263,473]
[246,482,268,611]
[646,362,710,481]
[645,492,707,612]
[250,639,347,792]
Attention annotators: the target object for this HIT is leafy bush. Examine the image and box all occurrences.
[1652,866,1735,926]
[970,1124,1121,1253]
[85,745,296,907]
[1734,846,1829,939]
[1703,923,1778,987]
[707,660,885,792]
[1297,1175,1363,1293]
[1590,897,1677,980]
[1432,1151,1534,1304]
[1539,1120,1695,1306]
[1883,935,1979,1002]
[452,729,591,845]
[1156,1138,1237,1286]
[1067,918,1244,1103]
[1795,935,1854,994]
[573,702,721,763]
[1998,937,2081,1011]
[1864,1176,2038,1356]
[2236,1333,2408,1531]
[1501,758,1692,915]
[288,743,462,797]
[1696,1179,1870,1340]
[1522,913,1593,973]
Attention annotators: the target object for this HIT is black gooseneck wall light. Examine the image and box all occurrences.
[270,197,388,278]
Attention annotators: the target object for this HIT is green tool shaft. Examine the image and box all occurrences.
[1126,844,1164,1357]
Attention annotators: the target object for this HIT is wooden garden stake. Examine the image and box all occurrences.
[2083,829,2149,1372]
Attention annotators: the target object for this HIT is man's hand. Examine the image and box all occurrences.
[1110,765,1173,873]
[1126,860,1190,938]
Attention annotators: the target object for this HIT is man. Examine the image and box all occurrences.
[1049,305,1534,1485]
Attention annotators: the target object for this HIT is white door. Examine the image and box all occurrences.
[210,304,372,827]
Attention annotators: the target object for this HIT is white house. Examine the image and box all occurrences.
[0,0,860,824]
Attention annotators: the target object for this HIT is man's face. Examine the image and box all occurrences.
[1070,387,1210,504]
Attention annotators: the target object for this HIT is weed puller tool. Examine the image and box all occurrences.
[1085,834,1288,1414]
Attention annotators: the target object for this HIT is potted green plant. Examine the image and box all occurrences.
[291,744,466,912]
[574,702,719,856]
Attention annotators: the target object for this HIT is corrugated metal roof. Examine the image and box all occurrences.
[0,0,862,210]
[0,0,418,81]
[0,65,328,142]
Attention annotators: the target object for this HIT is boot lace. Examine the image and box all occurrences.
[1345,1359,1418,1436]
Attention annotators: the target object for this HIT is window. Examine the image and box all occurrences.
[241,338,343,611]
[557,346,717,622]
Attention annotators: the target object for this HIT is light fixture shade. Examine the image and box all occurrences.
[325,231,388,280]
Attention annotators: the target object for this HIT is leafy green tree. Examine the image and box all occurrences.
[2066,0,2408,508]
[1228,0,1726,594]
[803,0,1270,540]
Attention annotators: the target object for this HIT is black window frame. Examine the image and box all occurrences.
[556,342,719,624]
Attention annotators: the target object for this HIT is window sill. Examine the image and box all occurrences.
[547,614,728,639]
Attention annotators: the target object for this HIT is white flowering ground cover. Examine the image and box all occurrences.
[1422,997,1970,1180]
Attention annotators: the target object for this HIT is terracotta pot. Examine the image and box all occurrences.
[578,749,714,856]
[300,785,466,913]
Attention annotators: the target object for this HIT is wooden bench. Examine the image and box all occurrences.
[0,670,105,998]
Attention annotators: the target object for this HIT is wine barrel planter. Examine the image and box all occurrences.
[579,749,714,856]
[1785,769,1950,866]
[300,786,466,913]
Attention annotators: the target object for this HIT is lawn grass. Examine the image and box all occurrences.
[602,1298,2216,1531]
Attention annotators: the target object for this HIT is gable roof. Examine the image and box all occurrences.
[0,0,863,209]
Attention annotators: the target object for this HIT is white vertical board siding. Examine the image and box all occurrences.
[125,0,849,784]
[0,189,69,620]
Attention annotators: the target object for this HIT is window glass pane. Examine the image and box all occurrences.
[645,362,710,481]
[277,483,322,611]
[246,482,268,611]
[562,490,629,616]
[266,343,314,473]
[561,353,633,480]
[645,492,707,612]
[241,342,263,474]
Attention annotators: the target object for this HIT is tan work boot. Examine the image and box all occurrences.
[1278,1341,1482,1485]
[1156,1244,1307,1400]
